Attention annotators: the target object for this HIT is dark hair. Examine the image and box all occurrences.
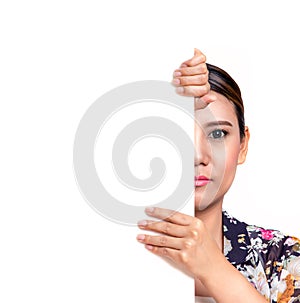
[207,63,245,139]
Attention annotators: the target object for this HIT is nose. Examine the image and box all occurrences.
[194,122,210,167]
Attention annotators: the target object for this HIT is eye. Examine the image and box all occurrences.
[208,129,228,139]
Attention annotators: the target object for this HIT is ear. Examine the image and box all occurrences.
[238,126,250,165]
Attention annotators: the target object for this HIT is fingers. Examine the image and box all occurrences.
[172,74,208,87]
[181,48,206,67]
[138,240,193,266]
[172,48,210,99]
[136,208,205,269]
[136,233,183,250]
[138,219,187,238]
[174,63,208,77]
[143,245,179,262]
[176,84,210,97]
[144,207,192,226]
[194,93,217,110]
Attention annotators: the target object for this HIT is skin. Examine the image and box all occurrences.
[136,49,267,302]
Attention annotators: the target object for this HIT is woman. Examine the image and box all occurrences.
[136,49,300,302]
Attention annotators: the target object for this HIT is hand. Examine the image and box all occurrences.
[136,207,224,281]
[172,48,217,110]
[136,207,269,302]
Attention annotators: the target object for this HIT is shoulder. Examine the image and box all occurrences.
[246,223,300,301]
[222,210,300,263]
[223,211,300,301]
[246,223,300,262]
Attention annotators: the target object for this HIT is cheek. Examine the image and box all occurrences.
[211,142,239,175]
[211,140,240,185]
[223,143,241,181]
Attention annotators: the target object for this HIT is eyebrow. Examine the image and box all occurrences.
[204,120,233,128]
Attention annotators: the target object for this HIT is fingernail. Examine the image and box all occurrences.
[176,87,184,94]
[145,244,153,250]
[137,234,145,241]
[138,220,148,227]
[145,207,154,214]
[173,71,181,77]
[172,78,180,85]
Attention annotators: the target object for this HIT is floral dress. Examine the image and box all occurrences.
[223,211,300,303]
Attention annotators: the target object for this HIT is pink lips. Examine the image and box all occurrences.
[194,176,211,187]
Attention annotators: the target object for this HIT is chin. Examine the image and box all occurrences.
[194,188,222,211]
[195,201,213,211]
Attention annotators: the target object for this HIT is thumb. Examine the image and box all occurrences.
[194,48,202,56]
[194,93,217,110]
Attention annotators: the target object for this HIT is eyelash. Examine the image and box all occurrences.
[208,129,229,140]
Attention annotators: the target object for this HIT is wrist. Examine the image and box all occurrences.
[194,243,227,283]
[196,251,229,284]
[199,257,267,303]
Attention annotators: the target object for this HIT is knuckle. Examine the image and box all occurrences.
[180,67,191,76]
[184,86,201,97]
[159,236,167,246]
[193,86,207,97]
[178,214,189,225]
[183,239,194,249]
[197,63,207,74]
[178,77,187,86]
[198,84,210,96]
[145,235,151,243]
[207,82,211,92]
[189,229,199,240]
[162,247,168,256]
[162,222,170,234]
[179,251,189,264]
[205,83,210,94]
[189,220,203,239]
[193,218,204,230]
[193,54,205,65]
[179,86,188,96]
[196,74,208,84]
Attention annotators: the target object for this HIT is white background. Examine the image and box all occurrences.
[1,1,300,302]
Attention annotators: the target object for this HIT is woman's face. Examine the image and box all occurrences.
[194,91,249,211]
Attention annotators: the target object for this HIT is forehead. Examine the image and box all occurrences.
[194,92,237,125]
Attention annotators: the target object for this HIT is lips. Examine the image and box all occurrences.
[194,175,211,187]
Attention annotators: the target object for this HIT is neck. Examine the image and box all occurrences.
[194,201,224,298]
[194,202,223,251]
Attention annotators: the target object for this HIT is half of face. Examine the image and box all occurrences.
[194,92,249,211]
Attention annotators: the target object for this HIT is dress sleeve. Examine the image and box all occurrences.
[269,236,300,303]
